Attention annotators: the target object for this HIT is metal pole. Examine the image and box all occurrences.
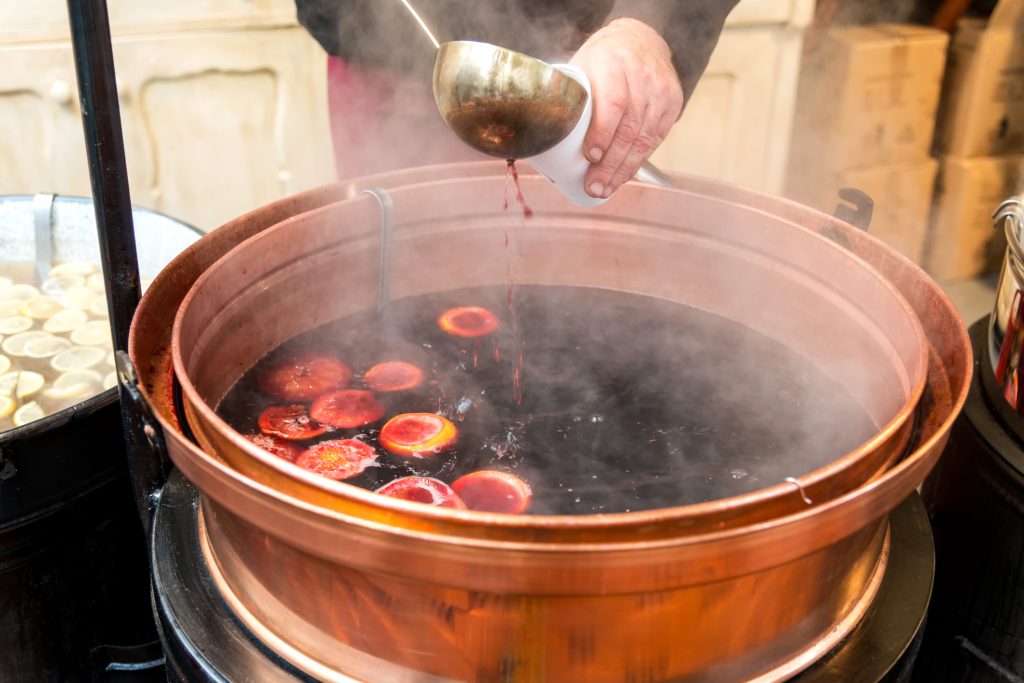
[66,0,165,536]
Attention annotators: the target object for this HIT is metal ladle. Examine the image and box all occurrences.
[432,40,588,159]
[432,40,674,187]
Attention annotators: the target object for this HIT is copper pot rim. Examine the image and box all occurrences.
[165,347,958,555]
[170,175,931,535]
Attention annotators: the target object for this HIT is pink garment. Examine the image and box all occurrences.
[327,56,486,180]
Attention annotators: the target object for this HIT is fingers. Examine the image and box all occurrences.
[602,105,664,196]
[567,17,684,199]
[586,93,644,199]
[585,90,677,198]
[613,105,677,184]
[582,68,627,166]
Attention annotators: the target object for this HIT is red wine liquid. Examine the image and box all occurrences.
[503,159,533,220]
[218,286,879,515]
[503,159,528,406]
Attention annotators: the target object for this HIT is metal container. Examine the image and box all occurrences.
[0,194,200,522]
[0,194,200,680]
[130,162,971,682]
[988,196,1024,410]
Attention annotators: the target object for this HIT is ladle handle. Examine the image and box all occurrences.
[634,162,676,188]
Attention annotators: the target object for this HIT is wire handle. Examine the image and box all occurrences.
[362,187,395,316]
[32,193,56,282]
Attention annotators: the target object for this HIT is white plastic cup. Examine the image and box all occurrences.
[525,65,606,208]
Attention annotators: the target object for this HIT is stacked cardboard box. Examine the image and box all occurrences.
[787,24,948,265]
[926,0,1024,281]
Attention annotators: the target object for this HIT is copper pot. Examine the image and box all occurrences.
[173,173,928,538]
[131,162,970,681]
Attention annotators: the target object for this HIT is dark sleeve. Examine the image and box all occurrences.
[608,0,741,97]
[295,0,437,72]
[295,0,348,57]
[295,0,739,96]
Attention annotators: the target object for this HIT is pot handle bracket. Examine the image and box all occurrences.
[115,350,170,522]
[834,188,874,231]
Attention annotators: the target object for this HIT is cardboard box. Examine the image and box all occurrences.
[846,159,940,264]
[789,158,939,265]
[934,0,1024,157]
[926,155,1024,281]
[790,24,949,170]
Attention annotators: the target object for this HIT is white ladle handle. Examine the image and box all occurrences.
[634,162,676,188]
[527,66,675,206]
[524,64,603,207]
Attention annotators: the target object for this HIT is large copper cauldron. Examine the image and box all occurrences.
[176,173,929,537]
[131,162,970,682]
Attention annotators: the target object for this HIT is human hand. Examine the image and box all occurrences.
[569,18,683,199]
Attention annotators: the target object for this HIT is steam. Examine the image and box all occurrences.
[786,1,955,269]
[305,0,609,80]
[816,0,921,26]
[299,0,614,179]
[255,0,932,515]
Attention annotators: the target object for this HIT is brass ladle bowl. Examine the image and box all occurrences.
[432,40,675,187]
[432,40,588,159]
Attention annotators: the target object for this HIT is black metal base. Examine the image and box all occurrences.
[797,491,932,683]
[916,318,1024,682]
[152,470,932,682]
[0,465,162,683]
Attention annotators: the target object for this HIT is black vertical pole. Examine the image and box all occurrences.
[66,0,164,537]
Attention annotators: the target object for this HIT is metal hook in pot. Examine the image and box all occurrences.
[362,187,395,316]
[32,193,56,281]
[784,477,813,506]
